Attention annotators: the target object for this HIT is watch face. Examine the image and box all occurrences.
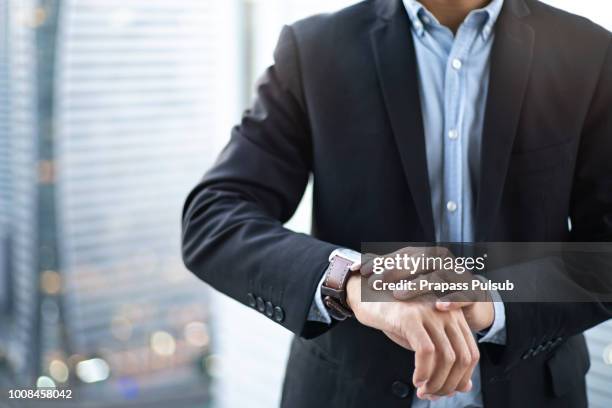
[334,248,361,265]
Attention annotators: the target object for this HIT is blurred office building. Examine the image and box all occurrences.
[0,0,239,405]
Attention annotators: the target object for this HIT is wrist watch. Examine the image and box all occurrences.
[321,248,361,321]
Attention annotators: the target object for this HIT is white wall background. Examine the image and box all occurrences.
[210,1,612,407]
[543,0,612,29]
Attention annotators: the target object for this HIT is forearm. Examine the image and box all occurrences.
[182,183,337,336]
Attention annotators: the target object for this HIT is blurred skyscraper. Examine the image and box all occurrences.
[0,0,43,390]
[0,0,240,405]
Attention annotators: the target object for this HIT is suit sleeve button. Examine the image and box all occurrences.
[391,381,411,399]
[256,297,265,312]
[265,301,274,317]
[247,293,257,308]
[273,306,285,322]
[522,349,533,360]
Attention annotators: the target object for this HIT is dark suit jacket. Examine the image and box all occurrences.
[182,0,612,406]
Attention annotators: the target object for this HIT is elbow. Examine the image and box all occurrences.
[181,185,213,278]
[180,183,237,280]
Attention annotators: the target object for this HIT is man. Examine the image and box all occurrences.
[182,0,612,406]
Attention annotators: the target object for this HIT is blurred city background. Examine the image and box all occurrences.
[0,0,610,407]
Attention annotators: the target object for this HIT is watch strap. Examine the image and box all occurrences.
[321,255,355,320]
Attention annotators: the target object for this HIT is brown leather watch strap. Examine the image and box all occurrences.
[321,255,355,321]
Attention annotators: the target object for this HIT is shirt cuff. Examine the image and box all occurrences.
[477,276,507,345]
[307,272,332,324]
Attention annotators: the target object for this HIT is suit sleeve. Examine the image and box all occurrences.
[483,38,612,370]
[181,25,337,338]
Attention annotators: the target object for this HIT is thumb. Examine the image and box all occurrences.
[436,292,474,311]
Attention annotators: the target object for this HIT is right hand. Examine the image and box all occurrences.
[346,274,479,401]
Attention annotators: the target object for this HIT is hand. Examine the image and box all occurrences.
[357,246,454,279]
[346,274,479,400]
[394,274,495,333]
[358,246,494,333]
[393,274,495,333]
[436,296,494,333]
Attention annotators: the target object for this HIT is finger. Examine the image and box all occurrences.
[456,317,479,393]
[436,292,474,311]
[436,301,473,311]
[434,322,474,396]
[365,247,443,281]
[418,321,454,398]
[405,247,450,276]
[357,253,378,277]
[380,248,434,281]
[406,325,435,389]
[380,266,416,283]
[394,272,444,300]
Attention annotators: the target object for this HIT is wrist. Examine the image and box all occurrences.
[472,302,495,333]
[321,250,360,320]
[346,273,361,311]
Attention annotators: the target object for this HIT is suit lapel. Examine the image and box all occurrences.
[476,0,535,241]
[370,0,435,242]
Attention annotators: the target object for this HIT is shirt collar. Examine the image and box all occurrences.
[403,0,504,40]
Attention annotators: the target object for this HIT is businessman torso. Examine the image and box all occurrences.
[182,0,612,406]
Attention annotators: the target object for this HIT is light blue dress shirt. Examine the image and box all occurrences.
[309,0,507,406]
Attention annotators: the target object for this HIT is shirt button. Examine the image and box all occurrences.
[452,58,463,70]
[247,293,257,308]
[391,380,411,399]
[448,129,459,140]
[421,16,430,24]
[447,201,458,213]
